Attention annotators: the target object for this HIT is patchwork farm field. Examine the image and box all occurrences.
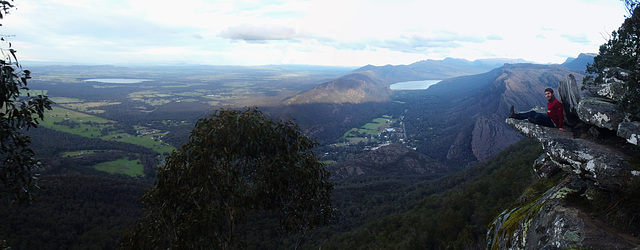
[41,106,175,155]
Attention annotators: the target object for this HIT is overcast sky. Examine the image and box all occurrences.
[0,0,629,66]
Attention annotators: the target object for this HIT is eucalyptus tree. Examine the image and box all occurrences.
[0,0,52,202]
[120,108,333,249]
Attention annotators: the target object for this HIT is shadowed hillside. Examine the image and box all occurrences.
[285,71,390,104]
[404,64,586,164]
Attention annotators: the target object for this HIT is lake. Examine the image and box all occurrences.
[390,80,441,90]
[84,78,152,84]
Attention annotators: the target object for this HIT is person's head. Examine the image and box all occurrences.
[544,88,555,101]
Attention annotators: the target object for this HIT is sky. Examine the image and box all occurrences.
[0,0,629,66]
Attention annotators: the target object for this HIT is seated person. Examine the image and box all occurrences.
[509,88,567,132]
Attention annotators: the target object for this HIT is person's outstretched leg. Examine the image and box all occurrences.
[533,113,556,128]
[510,110,538,120]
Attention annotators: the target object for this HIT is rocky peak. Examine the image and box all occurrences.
[487,68,640,249]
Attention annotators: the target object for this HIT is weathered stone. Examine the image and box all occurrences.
[597,67,629,101]
[487,176,640,250]
[533,153,561,179]
[558,74,581,125]
[617,121,640,146]
[506,118,638,192]
[577,97,625,130]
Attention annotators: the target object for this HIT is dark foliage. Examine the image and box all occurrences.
[320,138,543,249]
[120,108,334,249]
[586,0,640,119]
[0,174,146,249]
[0,0,52,202]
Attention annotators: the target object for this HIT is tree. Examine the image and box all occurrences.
[586,0,640,119]
[0,0,52,202]
[120,108,333,249]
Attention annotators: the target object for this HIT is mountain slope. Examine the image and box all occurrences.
[561,53,595,71]
[404,64,585,163]
[284,71,391,104]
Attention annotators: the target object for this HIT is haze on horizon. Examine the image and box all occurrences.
[0,0,629,67]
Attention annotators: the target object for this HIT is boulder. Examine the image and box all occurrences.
[558,74,581,125]
[577,97,625,130]
[532,153,561,179]
[597,67,629,101]
[617,121,640,146]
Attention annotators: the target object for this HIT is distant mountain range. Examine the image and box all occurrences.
[284,54,592,167]
[560,53,596,71]
[352,57,531,84]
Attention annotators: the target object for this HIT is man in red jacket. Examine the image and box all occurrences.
[510,88,567,132]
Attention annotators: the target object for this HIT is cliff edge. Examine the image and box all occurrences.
[486,68,640,249]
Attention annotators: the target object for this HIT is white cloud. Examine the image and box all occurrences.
[219,24,299,41]
[0,0,629,66]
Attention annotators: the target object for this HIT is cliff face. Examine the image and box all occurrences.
[486,68,640,249]
[435,64,585,162]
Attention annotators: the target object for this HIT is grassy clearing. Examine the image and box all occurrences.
[59,101,122,112]
[51,97,83,103]
[41,106,175,154]
[93,158,144,177]
[62,150,96,157]
[341,116,397,144]
[41,106,116,138]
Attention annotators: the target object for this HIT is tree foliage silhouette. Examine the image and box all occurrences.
[586,0,640,119]
[120,108,333,249]
[0,0,52,202]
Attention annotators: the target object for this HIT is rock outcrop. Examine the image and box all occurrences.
[327,143,448,179]
[488,69,640,249]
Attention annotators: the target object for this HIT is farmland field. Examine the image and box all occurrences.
[40,106,175,154]
[93,158,144,177]
[341,116,398,144]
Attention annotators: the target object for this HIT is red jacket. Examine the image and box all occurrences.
[547,98,564,128]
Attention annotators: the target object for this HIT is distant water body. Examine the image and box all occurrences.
[84,78,152,84]
[390,80,441,90]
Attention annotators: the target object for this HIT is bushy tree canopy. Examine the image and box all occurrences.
[586,0,640,119]
[120,108,333,249]
[0,0,52,202]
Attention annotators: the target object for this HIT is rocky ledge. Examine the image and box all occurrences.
[487,69,640,249]
[504,118,638,192]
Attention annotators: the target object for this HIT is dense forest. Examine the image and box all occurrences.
[0,135,543,249]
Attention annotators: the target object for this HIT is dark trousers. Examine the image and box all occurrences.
[512,111,556,128]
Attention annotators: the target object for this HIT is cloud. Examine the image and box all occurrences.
[219,24,298,42]
[374,32,486,54]
[561,33,591,45]
[486,34,503,40]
